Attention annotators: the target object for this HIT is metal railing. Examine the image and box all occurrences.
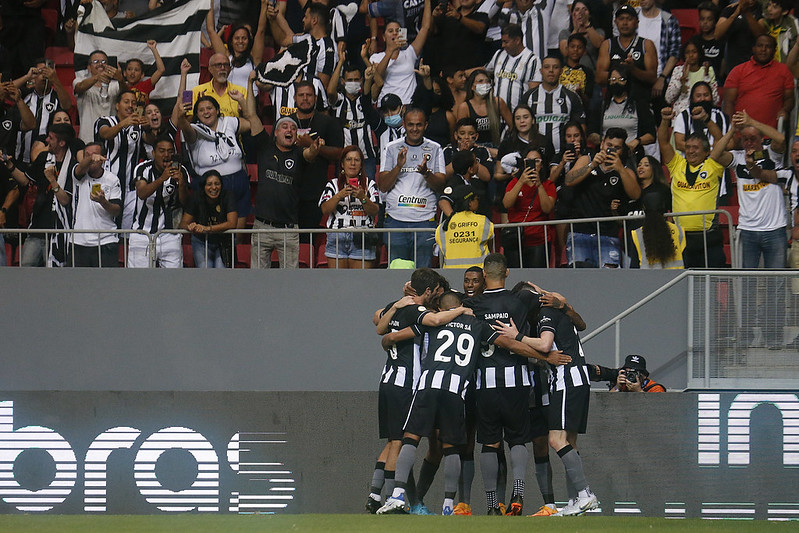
[0,208,739,269]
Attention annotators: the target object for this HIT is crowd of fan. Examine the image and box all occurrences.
[0,0,798,269]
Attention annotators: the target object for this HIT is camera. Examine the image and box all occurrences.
[624,369,640,384]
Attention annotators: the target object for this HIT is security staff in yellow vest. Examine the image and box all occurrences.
[657,105,735,267]
[436,185,494,269]
[631,192,686,269]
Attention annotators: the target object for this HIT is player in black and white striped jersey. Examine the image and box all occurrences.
[520,56,585,155]
[94,90,148,231]
[486,24,541,112]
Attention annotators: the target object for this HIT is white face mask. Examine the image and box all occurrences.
[344,81,362,95]
[474,83,492,96]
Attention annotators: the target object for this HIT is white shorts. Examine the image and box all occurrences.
[127,232,182,268]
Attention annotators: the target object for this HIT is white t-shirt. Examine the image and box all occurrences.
[371,46,418,105]
[381,137,445,222]
[189,116,244,176]
[730,149,787,231]
[72,168,122,246]
[229,55,258,97]
[637,12,662,75]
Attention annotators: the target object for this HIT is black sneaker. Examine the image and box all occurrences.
[507,494,523,516]
[365,497,381,514]
[487,507,503,515]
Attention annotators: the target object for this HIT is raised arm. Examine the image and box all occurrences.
[146,41,167,86]
[411,0,432,57]
[657,106,676,165]
[252,0,269,64]
[207,0,227,55]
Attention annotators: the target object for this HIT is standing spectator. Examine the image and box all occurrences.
[128,136,189,268]
[599,66,656,160]
[191,53,247,119]
[758,0,799,63]
[494,103,553,183]
[13,59,73,164]
[558,0,605,73]
[456,70,512,152]
[657,106,732,268]
[486,24,542,114]
[94,90,148,231]
[507,0,554,62]
[596,5,658,106]
[564,127,640,268]
[0,0,46,79]
[664,41,718,117]
[290,81,344,238]
[319,145,379,268]
[631,189,684,269]
[723,34,794,129]
[142,102,178,160]
[426,0,489,75]
[268,2,336,88]
[715,0,764,78]
[378,107,446,268]
[502,149,556,268]
[374,93,406,169]
[362,0,426,44]
[560,34,594,107]
[441,121,492,216]
[672,81,730,154]
[0,155,19,267]
[122,41,166,110]
[695,3,725,81]
[73,50,123,145]
[520,55,585,155]
[180,169,238,268]
[436,184,493,269]
[622,155,671,268]
[69,142,122,267]
[635,0,681,100]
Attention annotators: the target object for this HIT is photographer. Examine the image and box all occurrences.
[589,354,666,392]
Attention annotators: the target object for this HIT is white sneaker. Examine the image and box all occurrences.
[377,495,409,514]
[554,499,579,516]
[575,492,599,514]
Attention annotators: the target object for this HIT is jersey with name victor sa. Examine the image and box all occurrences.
[465,288,539,389]
[381,137,445,222]
[130,160,185,234]
[417,314,499,399]
[536,305,589,391]
[17,89,62,163]
[729,148,786,231]
[381,302,430,389]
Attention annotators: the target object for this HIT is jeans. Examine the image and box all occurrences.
[384,215,434,268]
[192,235,226,268]
[0,233,6,266]
[566,232,621,268]
[740,228,787,346]
[740,228,787,269]
[20,236,46,267]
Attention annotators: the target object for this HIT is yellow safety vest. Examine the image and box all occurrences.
[435,211,494,269]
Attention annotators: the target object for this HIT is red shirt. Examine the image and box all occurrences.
[725,58,793,128]
[130,79,155,108]
[504,177,556,246]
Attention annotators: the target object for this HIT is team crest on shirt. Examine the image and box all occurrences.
[129,131,139,141]
[540,316,551,323]
[45,102,55,113]
[632,51,641,60]
[417,306,426,312]
[556,98,564,105]
[285,159,295,169]
[609,176,619,186]
[1,121,10,131]
[165,183,175,195]
[699,171,708,179]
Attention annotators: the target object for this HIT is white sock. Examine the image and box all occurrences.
[369,493,381,501]
[443,498,454,511]
[391,487,406,500]
[578,487,592,499]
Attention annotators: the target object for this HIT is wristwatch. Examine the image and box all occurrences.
[52,185,61,193]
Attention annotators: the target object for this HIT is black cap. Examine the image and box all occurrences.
[615,4,637,18]
[623,354,649,374]
[49,123,75,139]
[451,184,475,210]
[380,93,402,111]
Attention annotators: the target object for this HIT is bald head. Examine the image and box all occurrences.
[208,53,231,84]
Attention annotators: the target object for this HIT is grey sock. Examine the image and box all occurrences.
[395,443,418,486]
[384,471,395,498]
[558,448,588,494]
[416,459,439,501]
[444,453,460,497]
[480,448,499,492]
[565,474,577,500]
[510,444,528,487]
[459,458,475,504]
[496,449,507,503]
[534,457,554,504]
[370,461,385,496]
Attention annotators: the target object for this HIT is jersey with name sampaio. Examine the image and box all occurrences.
[417,315,499,399]
[381,302,430,389]
[537,306,589,391]
[465,288,539,389]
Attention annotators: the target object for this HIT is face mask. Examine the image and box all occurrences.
[474,83,492,96]
[385,114,402,128]
[609,83,627,97]
[344,82,361,95]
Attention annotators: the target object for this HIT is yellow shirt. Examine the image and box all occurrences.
[667,152,723,231]
[632,222,686,269]
[435,211,494,269]
[191,81,247,118]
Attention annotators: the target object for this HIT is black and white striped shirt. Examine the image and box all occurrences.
[537,306,589,391]
[130,160,184,235]
[374,123,405,168]
[94,116,144,194]
[381,302,429,389]
[486,47,541,112]
[507,0,553,61]
[17,89,62,163]
[520,84,585,153]
[331,93,380,160]
[270,76,329,123]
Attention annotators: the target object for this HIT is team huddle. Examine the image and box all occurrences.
[366,253,599,517]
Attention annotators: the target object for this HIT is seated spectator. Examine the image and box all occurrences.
[13,58,73,164]
[758,0,799,63]
[657,106,733,268]
[206,1,267,96]
[73,50,123,145]
[369,0,432,105]
[502,148,556,268]
[723,34,794,129]
[318,145,379,268]
[664,41,719,117]
[588,354,666,392]
[494,104,554,183]
[559,0,605,73]
[69,142,122,267]
[180,169,238,268]
[123,41,166,111]
[631,191,685,269]
[695,3,724,81]
[564,127,640,268]
[599,66,656,161]
[435,184,493,269]
[456,69,512,154]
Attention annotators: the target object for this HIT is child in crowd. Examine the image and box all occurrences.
[123,40,166,110]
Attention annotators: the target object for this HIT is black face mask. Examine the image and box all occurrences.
[609,83,627,97]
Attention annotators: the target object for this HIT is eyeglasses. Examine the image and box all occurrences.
[91,59,108,65]
[210,62,231,69]
[609,76,626,83]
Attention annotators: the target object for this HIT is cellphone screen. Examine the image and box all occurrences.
[182,90,193,105]
[397,28,408,42]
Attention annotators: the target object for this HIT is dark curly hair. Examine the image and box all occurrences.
[641,194,678,266]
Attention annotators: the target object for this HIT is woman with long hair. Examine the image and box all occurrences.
[456,69,512,154]
[319,145,379,268]
[632,192,685,269]
[558,0,605,70]
[601,66,656,160]
[180,169,238,268]
[622,155,672,267]
[206,0,267,96]
[494,104,552,182]
[550,121,588,266]
[664,39,719,117]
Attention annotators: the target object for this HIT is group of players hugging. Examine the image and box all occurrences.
[365,253,600,517]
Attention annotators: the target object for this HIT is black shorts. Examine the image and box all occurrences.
[547,385,590,434]
[465,383,477,430]
[475,386,531,446]
[403,388,468,446]
[529,404,549,439]
[378,383,414,440]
